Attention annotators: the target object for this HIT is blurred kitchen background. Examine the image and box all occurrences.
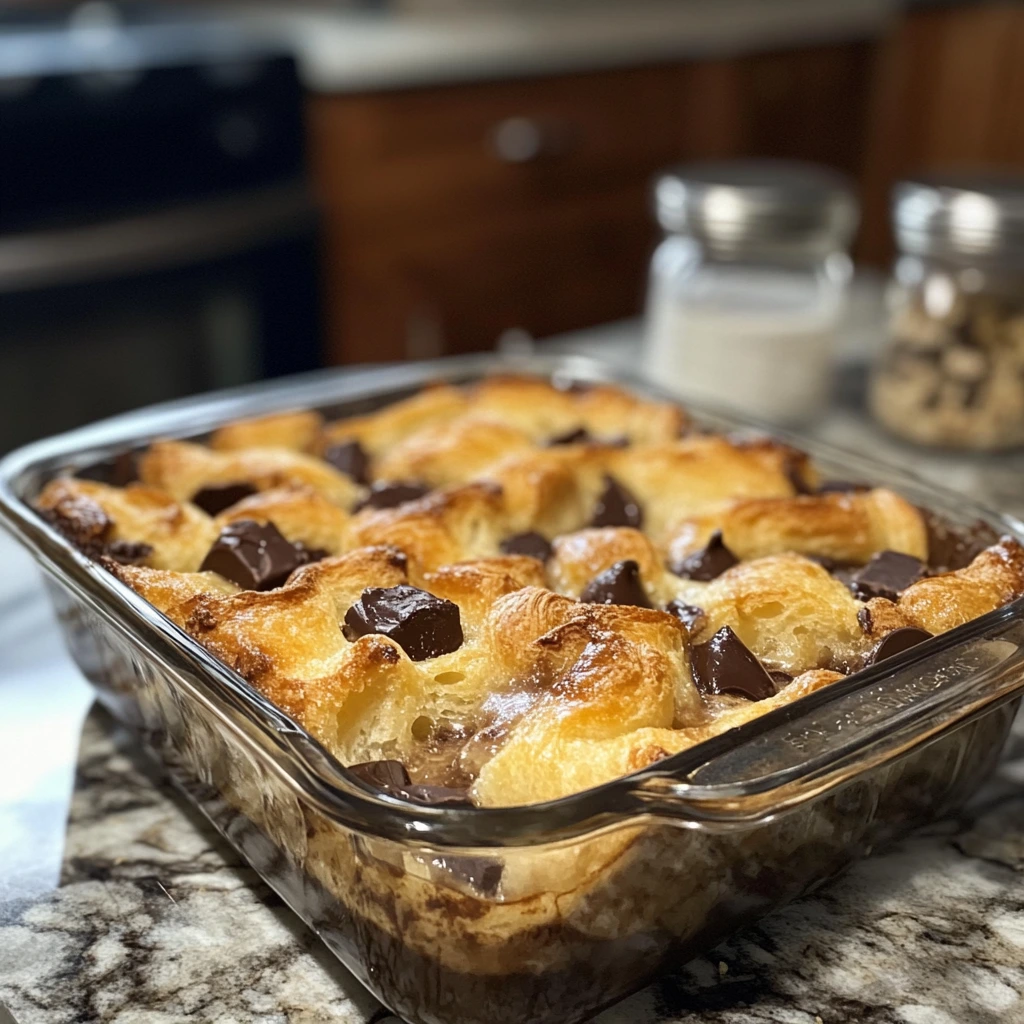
[0,0,1022,503]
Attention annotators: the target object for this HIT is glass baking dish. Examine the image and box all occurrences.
[1,354,1023,1024]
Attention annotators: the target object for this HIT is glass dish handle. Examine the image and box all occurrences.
[635,613,1024,825]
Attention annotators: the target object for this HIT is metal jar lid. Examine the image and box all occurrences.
[653,160,859,254]
[894,174,1024,263]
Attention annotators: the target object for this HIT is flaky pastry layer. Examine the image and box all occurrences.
[35,375,1024,808]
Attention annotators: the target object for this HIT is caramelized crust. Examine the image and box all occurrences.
[37,478,217,571]
[215,487,351,557]
[210,410,324,453]
[35,374,1024,807]
[673,554,867,674]
[375,418,535,487]
[604,437,804,543]
[138,440,361,508]
[348,483,507,572]
[896,538,1024,634]
[667,488,928,566]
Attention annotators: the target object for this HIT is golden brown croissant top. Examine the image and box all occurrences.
[35,374,1023,808]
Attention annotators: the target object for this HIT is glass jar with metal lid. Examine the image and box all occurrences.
[643,160,858,426]
[871,175,1024,450]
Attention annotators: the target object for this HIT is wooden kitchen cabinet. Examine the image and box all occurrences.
[858,2,1024,265]
[309,43,875,364]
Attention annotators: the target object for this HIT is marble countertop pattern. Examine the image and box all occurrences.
[0,704,1021,1024]
[227,0,894,93]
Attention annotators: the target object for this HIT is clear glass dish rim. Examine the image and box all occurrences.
[1,351,1022,849]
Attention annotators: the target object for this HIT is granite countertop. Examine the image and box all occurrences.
[0,336,1023,1022]
[226,0,894,93]
[1,670,1022,1023]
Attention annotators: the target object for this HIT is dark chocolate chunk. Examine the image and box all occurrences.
[293,542,329,567]
[590,475,643,529]
[848,550,927,602]
[579,559,652,608]
[343,584,463,661]
[666,600,707,634]
[919,508,998,572]
[431,855,503,894]
[348,759,412,790]
[670,531,739,581]
[548,426,591,446]
[500,531,552,562]
[323,439,371,485]
[831,565,860,588]
[869,626,933,665]
[857,606,873,633]
[199,519,305,591]
[817,480,870,494]
[690,626,777,702]
[78,450,138,487]
[191,482,258,516]
[354,480,429,512]
[769,670,794,687]
[807,554,841,573]
[104,540,154,566]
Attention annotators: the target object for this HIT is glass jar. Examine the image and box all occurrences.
[870,176,1024,451]
[643,161,858,426]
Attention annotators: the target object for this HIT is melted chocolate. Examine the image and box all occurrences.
[579,560,651,608]
[590,475,643,529]
[199,519,311,591]
[354,480,430,512]
[848,550,927,602]
[547,427,591,446]
[191,482,258,516]
[690,626,776,701]
[40,504,152,566]
[323,439,371,485]
[431,855,502,894]
[665,600,707,634]
[870,626,933,665]
[40,503,112,560]
[670,531,739,581]
[349,759,411,790]
[104,540,155,566]
[499,531,553,562]
[343,584,463,661]
[347,759,473,807]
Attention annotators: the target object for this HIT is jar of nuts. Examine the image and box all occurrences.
[870,175,1024,450]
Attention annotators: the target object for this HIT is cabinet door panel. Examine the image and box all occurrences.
[310,65,696,238]
[327,190,654,363]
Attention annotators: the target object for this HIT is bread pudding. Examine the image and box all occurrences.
[35,375,1024,810]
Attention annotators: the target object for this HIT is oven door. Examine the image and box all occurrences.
[0,185,320,452]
